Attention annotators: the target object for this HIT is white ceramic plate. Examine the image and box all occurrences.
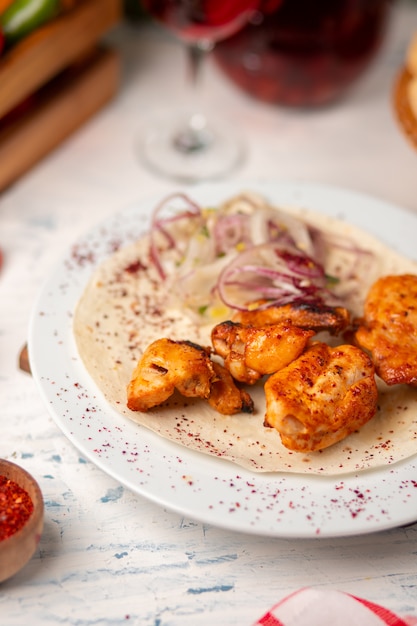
[29,181,417,538]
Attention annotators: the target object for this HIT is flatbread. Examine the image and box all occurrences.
[73,195,417,475]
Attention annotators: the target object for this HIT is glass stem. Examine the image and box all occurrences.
[173,40,215,154]
[188,39,214,87]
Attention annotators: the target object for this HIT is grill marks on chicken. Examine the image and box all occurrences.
[264,342,378,452]
[354,274,417,386]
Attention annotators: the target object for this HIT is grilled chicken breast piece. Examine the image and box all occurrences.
[355,274,417,386]
[211,320,314,384]
[264,342,378,452]
[232,301,350,335]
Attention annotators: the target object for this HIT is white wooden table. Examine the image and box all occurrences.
[1,3,417,624]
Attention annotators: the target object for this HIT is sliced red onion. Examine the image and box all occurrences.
[145,192,376,319]
[149,193,203,280]
[215,242,332,312]
[213,213,251,256]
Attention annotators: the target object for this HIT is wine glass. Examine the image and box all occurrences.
[138,0,260,182]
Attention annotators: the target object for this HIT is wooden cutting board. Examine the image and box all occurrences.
[0,0,122,191]
[0,46,120,191]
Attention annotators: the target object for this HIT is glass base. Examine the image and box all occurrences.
[137,109,245,182]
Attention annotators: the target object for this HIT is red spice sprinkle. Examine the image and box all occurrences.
[0,475,34,540]
[124,260,147,274]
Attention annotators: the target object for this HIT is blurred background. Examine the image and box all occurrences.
[1,0,416,193]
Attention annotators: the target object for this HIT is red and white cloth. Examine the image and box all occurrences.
[254,588,417,626]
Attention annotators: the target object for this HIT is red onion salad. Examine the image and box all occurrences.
[148,192,374,323]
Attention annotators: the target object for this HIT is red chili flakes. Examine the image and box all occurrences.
[124,259,148,274]
[0,476,34,540]
[70,244,95,268]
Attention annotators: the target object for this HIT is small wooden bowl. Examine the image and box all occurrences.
[393,66,417,149]
[0,459,44,583]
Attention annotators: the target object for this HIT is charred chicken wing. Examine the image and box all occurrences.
[208,361,254,415]
[355,274,417,386]
[127,338,254,415]
[211,320,314,384]
[127,338,215,411]
[232,301,350,335]
[264,342,378,452]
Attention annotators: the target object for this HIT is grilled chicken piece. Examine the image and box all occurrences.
[355,274,417,386]
[264,342,378,452]
[232,301,350,335]
[208,361,254,415]
[211,320,314,384]
[127,338,215,411]
[127,338,254,415]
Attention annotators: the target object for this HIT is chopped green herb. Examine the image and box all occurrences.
[326,274,340,285]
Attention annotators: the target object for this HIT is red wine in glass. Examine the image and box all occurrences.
[142,0,261,43]
[214,0,391,107]
[138,0,262,181]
